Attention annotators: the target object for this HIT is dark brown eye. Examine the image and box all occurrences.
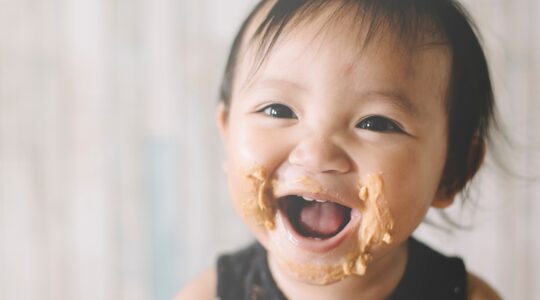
[259,104,297,119]
[356,116,403,133]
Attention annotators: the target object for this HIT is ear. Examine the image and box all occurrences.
[465,136,486,182]
[432,187,456,209]
[216,101,229,142]
[432,136,486,209]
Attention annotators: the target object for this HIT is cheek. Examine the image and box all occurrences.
[224,164,274,244]
[371,141,447,237]
[223,122,290,240]
[225,120,290,170]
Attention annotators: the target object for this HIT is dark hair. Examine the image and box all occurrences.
[219,0,495,197]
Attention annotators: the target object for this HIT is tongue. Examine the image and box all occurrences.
[298,202,347,237]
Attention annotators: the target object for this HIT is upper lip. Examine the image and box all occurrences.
[274,190,356,209]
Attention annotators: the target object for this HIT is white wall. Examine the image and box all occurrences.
[0,0,538,299]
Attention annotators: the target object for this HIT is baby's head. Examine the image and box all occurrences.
[216,0,494,285]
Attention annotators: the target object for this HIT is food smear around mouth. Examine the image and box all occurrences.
[350,173,394,275]
[241,169,394,284]
[270,173,394,284]
[272,257,356,284]
[295,176,322,194]
[245,166,277,230]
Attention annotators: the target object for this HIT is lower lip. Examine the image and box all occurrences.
[277,207,362,253]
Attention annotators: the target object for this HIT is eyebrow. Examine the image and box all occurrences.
[241,77,308,93]
[360,90,420,118]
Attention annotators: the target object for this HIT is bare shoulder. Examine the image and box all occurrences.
[467,272,502,300]
[175,268,217,300]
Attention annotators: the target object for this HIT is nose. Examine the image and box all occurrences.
[288,134,352,174]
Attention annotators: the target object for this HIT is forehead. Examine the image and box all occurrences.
[232,3,452,105]
[241,2,447,65]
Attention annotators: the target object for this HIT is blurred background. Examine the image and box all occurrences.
[1,0,539,299]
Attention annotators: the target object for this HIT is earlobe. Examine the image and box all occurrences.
[433,136,486,209]
[466,137,486,182]
[432,188,456,208]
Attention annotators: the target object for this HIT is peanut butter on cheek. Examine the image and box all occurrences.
[344,173,394,276]
[244,166,276,231]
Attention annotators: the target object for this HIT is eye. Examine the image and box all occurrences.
[356,115,403,133]
[258,103,297,119]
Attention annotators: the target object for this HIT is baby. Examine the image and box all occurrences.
[180,0,501,299]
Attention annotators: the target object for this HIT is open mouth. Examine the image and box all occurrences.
[278,195,352,240]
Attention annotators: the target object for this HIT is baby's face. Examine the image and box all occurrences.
[218,15,452,284]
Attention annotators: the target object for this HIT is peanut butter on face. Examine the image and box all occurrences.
[245,166,276,230]
[274,173,395,284]
[274,257,351,284]
[294,176,323,194]
[242,169,394,284]
[351,173,394,275]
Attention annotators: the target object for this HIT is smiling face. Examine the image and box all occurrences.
[217,10,453,285]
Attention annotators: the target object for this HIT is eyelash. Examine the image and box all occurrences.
[257,103,298,119]
[257,104,404,133]
[356,115,404,133]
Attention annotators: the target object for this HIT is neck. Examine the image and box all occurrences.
[268,243,408,300]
